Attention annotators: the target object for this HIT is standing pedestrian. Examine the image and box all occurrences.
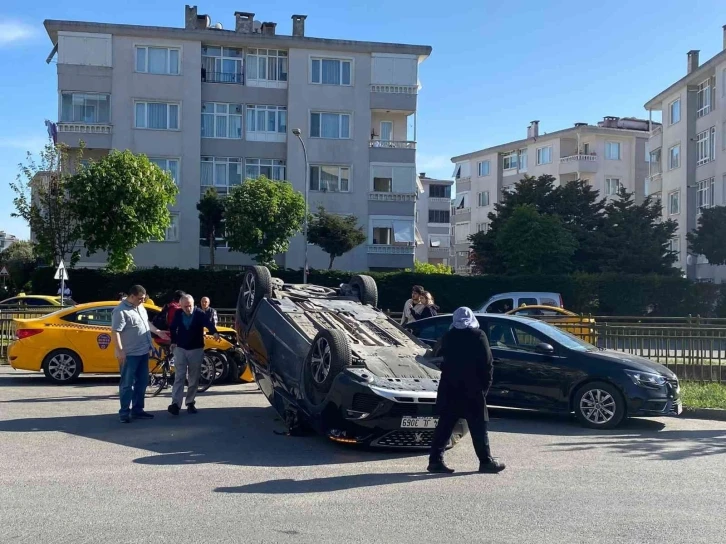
[111,284,170,423]
[427,306,505,474]
[400,285,425,325]
[200,296,218,326]
[168,294,220,415]
[413,291,439,320]
[152,290,184,331]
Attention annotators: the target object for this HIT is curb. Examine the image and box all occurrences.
[681,407,726,422]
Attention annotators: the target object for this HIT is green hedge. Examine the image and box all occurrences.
[29,266,722,317]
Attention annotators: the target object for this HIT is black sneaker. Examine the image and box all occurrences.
[120,415,131,424]
[131,411,154,420]
[427,461,455,474]
[479,459,506,473]
[187,403,198,414]
[167,403,180,416]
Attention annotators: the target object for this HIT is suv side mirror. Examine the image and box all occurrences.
[535,342,555,355]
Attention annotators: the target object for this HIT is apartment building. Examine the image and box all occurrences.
[43,5,430,271]
[449,117,652,273]
[414,173,453,266]
[644,26,726,283]
[0,232,20,252]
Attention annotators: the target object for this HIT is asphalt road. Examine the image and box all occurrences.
[1,366,725,544]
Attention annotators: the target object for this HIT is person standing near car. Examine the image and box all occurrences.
[168,294,220,415]
[200,296,218,326]
[111,284,170,423]
[152,290,185,331]
[427,306,506,474]
[413,291,439,320]
[400,285,425,325]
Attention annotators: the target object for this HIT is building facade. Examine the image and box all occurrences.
[644,27,726,283]
[414,173,453,266]
[0,232,20,252]
[450,117,653,273]
[44,6,430,271]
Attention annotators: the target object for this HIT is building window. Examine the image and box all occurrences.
[518,149,528,171]
[246,48,288,83]
[429,184,451,198]
[476,222,489,233]
[135,46,180,75]
[201,46,243,84]
[246,105,287,139]
[60,93,110,124]
[200,219,227,248]
[149,158,180,186]
[163,214,180,242]
[696,127,716,166]
[536,146,552,165]
[697,79,712,117]
[200,157,242,195]
[477,191,490,207]
[429,235,450,249]
[502,152,517,170]
[478,160,490,176]
[371,165,415,193]
[605,178,621,196]
[649,148,662,176]
[429,210,451,224]
[310,57,352,85]
[455,222,470,243]
[310,112,350,139]
[245,158,286,181]
[201,103,242,139]
[134,102,179,130]
[370,218,414,246]
[668,237,680,262]
[668,144,680,170]
[309,165,350,192]
[669,98,681,125]
[605,141,621,160]
[668,190,680,215]
[697,177,715,212]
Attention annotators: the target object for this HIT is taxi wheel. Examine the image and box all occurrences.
[42,349,83,384]
[205,350,229,383]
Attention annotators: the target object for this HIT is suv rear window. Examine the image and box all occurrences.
[486,298,514,313]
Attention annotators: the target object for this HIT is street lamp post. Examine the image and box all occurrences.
[292,128,309,284]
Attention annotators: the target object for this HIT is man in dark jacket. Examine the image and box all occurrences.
[168,294,219,415]
[427,306,506,474]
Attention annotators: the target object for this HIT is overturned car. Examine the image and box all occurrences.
[234,266,467,449]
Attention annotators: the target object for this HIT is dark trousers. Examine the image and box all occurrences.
[429,410,491,463]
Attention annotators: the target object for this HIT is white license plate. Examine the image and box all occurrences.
[400,416,438,429]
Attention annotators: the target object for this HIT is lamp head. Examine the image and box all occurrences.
[292,128,302,136]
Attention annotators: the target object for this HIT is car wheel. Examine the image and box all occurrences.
[42,349,83,384]
[306,329,352,395]
[206,350,229,383]
[574,381,626,429]
[239,266,272,324]
[348,275,378,307]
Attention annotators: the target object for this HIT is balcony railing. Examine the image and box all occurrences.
[201,70,244,84]
[367,244,415,254]
[57,123,112,134]
[368,192,417,201]
[455,176,471,183]
[369,140,416,149]
[370,84,417,94]
[559,154,597,163]
[429,245,451,253]
[428,197,452,203]
[455,207,471,215]
[651,125,663,136]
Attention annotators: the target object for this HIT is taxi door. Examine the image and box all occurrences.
[64,307,118,372]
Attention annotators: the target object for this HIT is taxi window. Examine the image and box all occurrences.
[0,298,20,306]
[24,298,51,306]
[65,308,114,326]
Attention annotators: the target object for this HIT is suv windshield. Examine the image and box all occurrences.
[526,319,597,352]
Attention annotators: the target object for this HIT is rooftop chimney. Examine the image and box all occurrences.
[261,22,277,36]
[292,14,307,37]
[723,25,726,50]
[419,172,426,179]
[531,120,540,138]
[234,12,255,33]
[185,5,210,30]
[687,50,700,74]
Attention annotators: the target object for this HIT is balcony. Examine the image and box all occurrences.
[369,139,416,163]
[367,244,415,255]
[649,126,662,150]
[56,123,112,149]
[558,153,599,175]
[455,207,471,215]
[201,70,243,84]
[456,178,471,193]
[428,197,451,204]
[370,84,417,112]
[645,174,662,196]
[368,192,417,202]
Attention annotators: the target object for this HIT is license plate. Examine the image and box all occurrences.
[400,416,438,429]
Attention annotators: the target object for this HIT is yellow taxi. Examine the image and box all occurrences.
[7,301,253,384]
[505,304,597,342]
[0,293,76,307]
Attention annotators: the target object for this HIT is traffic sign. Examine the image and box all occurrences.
[0,266,8,277]
[54,260,69,281]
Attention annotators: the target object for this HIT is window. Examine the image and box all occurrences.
[310,112,351,139]
[135,46,180,75]
[429,210,450,224]
[605,178,621,196]
[64,307,115,327]
[246,158,286,181]
[310,165,350,192]
[668,144,680,170]
[247,48,288,83]
[454,193,469,210]
[518,149,528,171]
[149,158,180,186]
[536,146,552,165]
[502,152,517,170]
[135,102,179,130]
[311,57,352,85]
[697,79,711,117]
[668,237,680,262]
[697,177,715,212]
[429,235,450,248]
[669,98,681,125]
[478,160,490,176]
[696,127,716,166]
[668,190,680,215]
[371,165,415,193]
[200,157,242,195]
[605,141,621,160]
[649,148,662,176]
[370,218,414,246]
[201,46,243,84]
[477,191,490,207]
[487,323,547,352]
[60,93,110,124]
[246,105,287,139]
[201,103,242,139]
[476,222,489,233]
[429,184,451,198]
[200,219,227,248]
[163,214,180,242]
[455,222,470,242]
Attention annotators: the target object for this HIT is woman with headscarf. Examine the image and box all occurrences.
[427,307,506,474]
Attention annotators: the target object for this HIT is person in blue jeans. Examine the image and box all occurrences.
[111,284,170,423]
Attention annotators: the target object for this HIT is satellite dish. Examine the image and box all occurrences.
[253,20,262,32]
[213,22,223,29]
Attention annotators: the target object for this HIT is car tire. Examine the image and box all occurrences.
[239,266,273,324]
[574,381,626,429]
[42,349,83,384]
[348,275,378,307]
[306,329,352,395]
[205,350,229,383]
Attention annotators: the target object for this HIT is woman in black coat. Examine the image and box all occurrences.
[427,307,506,474]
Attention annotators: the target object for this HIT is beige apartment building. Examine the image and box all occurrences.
[414,173,453,266]
[449,117,652,274]
[644,26,726,283]
[43,5,431,271]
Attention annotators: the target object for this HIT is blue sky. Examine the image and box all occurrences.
[2,0,725,239]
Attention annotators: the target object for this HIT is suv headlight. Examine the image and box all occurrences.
[624,370,666,389]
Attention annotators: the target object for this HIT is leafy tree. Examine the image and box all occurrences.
[687,206,726,266]
[406,260,453,275]
[66,150,178,272]
[10,141,83,266]
[307,206,366,269]
[493,204,577,274]
[224,176,306,266]
[197,187,226,268]
[0,240,36,291]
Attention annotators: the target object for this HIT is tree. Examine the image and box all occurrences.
[197,188,226,268]
[493,205,578,274]
[306,206,366,269]
[687,206,726,266]
[66,150,178,272]
[224,176,306,266]
[406,260,453,275]
[0,240,36,291]
[10,141,83,266]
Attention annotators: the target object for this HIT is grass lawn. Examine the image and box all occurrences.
[681,382,726,409]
